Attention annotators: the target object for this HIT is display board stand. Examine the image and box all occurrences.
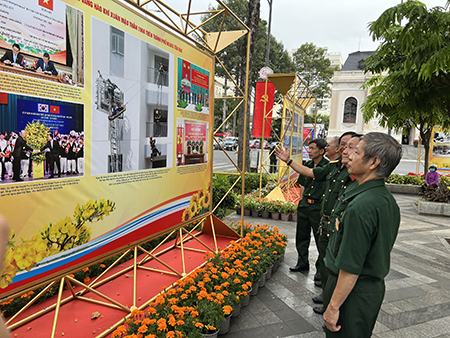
[1,0,251,336]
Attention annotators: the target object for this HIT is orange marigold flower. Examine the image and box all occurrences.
[157,318,167,331]
[195,322,204,328]
[100,264,106,268]
[147,307,157,315]
[233,278,241,284]
[82,267,89,273]
[223,305,233,315]
[191,310,199,318]
[180,293,188,300]
[112,325,127,337]
[176,319,184,326]
[166,332,176,338]
[138,324,148,333]
[168,315,176,327]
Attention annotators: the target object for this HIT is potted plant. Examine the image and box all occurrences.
[280,202,291,221]
[260,200,271,219]
[196,300,223,337]
[250,198,260,218]
[243,196,253,216]
[219,305,233,335]
[271,201,282,220]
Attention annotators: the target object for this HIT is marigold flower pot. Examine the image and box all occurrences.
[271,212,280,220]
[219,315,231,335]
[232,303,241,317]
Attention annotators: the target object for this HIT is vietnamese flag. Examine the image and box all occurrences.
[50,105,60,114]
[39,0,53,11]
[0,92,7,105]
[252,81,275,139]
[182,60,191,81]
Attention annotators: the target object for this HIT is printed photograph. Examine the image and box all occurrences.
[176,119,208,166]
[432,130,450,158]
[0,0,84,86]
[91,17,174,175]
[177,58,210,114]
[0,92,84,183]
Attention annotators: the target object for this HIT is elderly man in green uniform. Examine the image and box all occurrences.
[286,139,328,273]
[276,132,355,284]
[322,132,402,338]
[312,133,363,314]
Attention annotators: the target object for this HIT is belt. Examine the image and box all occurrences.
[306,198,317,205]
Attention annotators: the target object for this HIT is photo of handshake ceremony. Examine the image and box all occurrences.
[0,0,449,337]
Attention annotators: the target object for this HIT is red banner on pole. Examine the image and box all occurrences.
[252,81,275,139]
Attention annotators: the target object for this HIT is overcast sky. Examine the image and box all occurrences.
[164,0,447,63]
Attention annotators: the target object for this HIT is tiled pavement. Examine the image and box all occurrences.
[224,194,450,338]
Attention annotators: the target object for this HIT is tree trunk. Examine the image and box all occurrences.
[420,127,432,173]
[237,0,260,170]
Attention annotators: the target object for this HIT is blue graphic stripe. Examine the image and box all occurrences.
[13,199,190,283]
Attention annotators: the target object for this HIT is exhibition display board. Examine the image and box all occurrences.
[0,0,214,298]
[430,128,450,172]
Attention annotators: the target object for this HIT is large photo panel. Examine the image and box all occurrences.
[0,0,214,297]
[0,0,85,86]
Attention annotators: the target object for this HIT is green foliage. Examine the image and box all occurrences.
[363,1,450,170]
[203,0,294,87]
[195,103,203,112]
[292,43,336,102]
[177,99,188,108]
[212,174,237,218]
[304,113,330,130]
[386,173,424,186]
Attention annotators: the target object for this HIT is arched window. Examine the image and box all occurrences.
[343,97,357,123]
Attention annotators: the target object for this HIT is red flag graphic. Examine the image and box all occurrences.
[252,81,275,139]
[50,105,60,114]
[39,0,53,10]
[0,92,7,105]
[182,60,191,81]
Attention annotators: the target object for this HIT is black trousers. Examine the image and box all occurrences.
[48,155,61,176]
[295,206,321,269]
[12,156,21,180]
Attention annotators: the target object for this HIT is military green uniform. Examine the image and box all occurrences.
[313,162,354,287]
[295,157,328,269]
[323,179,401,338]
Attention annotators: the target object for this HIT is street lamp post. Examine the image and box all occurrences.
[265,0,273,66]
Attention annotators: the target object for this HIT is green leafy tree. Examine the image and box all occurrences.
[203,0,294,168]
[292,43,336,106]
[363,1,450,170]
[304,114,329,130]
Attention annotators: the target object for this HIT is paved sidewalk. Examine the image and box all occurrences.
[224,194,450,338]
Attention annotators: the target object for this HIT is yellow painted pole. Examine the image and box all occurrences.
[240,32,251,237]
